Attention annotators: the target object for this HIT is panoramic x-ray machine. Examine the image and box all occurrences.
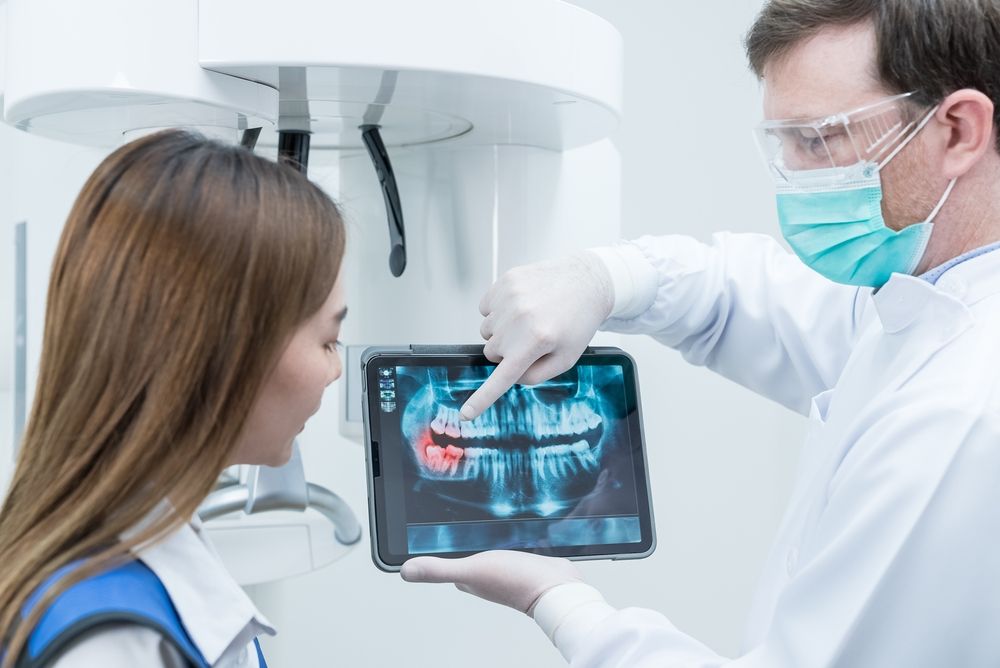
[1,0,623,583]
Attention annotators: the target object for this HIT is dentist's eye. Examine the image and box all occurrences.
[796,131,825,156]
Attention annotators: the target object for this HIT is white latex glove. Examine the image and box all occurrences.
[400,550,584,615]
[461,251,614,421]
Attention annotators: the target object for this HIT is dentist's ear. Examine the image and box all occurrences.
[937,89,996,179]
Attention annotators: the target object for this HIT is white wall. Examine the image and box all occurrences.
[1,0,11,480]
[0,122,108,496]
[0,212,11,480]
[0,1,809,664]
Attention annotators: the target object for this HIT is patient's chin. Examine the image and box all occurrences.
[239,436,296,468]
[269,437,296,466]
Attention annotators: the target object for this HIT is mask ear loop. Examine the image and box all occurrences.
[926,177,958,224]
[876,104,941,171]
[898,178,957,276]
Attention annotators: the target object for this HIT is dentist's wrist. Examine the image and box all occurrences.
[586,243,658,320]
[532,582,616,662]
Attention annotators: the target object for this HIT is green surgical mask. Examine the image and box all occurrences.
[776,163,956,287]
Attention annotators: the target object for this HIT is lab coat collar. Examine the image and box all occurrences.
[930,243,1000,306]
[123,502,276,664]
[874,248,1000,334]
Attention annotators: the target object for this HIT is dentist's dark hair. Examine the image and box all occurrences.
[0,129,345,666]
[745,0,1000,151]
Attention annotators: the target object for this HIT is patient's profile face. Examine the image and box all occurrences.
[233,278,347,466]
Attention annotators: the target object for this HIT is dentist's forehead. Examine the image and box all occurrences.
[760,23,886,121]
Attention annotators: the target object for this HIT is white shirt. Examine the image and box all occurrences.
[535,232,1000,666]
[52,512,275,667]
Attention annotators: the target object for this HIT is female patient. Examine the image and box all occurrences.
[0,129,347,667]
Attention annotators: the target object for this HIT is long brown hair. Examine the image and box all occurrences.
[0,129,345,665]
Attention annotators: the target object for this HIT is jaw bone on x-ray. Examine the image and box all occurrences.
[398,364,631,521]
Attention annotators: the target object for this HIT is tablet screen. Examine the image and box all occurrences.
[364,351,654,568]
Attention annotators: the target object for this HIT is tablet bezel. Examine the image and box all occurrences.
[361,345,656,572]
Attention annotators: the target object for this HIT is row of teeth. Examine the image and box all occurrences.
[423,440,598,481]
[430,402,601,440]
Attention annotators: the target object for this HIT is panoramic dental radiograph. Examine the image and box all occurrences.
[395,364,638,536]
[364,354,650,559]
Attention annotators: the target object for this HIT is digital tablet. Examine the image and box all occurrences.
[361,345,656,572]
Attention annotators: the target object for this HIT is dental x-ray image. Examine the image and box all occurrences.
[391,363,643,553]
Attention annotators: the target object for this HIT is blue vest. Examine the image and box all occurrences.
[11,560,268,668]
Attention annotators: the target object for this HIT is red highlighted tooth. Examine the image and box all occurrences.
[420,442,465,474]
[424,444,444,472]
[444,445,464,475]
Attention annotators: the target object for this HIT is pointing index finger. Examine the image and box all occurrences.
[460,356,532,420]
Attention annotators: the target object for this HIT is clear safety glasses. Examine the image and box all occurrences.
[754,92,935,185]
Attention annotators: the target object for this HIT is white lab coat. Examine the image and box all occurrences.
[536,232,1000,666]
[50,512,274,667]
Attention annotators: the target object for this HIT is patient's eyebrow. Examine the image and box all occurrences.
[333,307,348,323]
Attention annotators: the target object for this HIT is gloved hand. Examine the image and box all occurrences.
[461,251,614,421]
[400,550,584,615]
